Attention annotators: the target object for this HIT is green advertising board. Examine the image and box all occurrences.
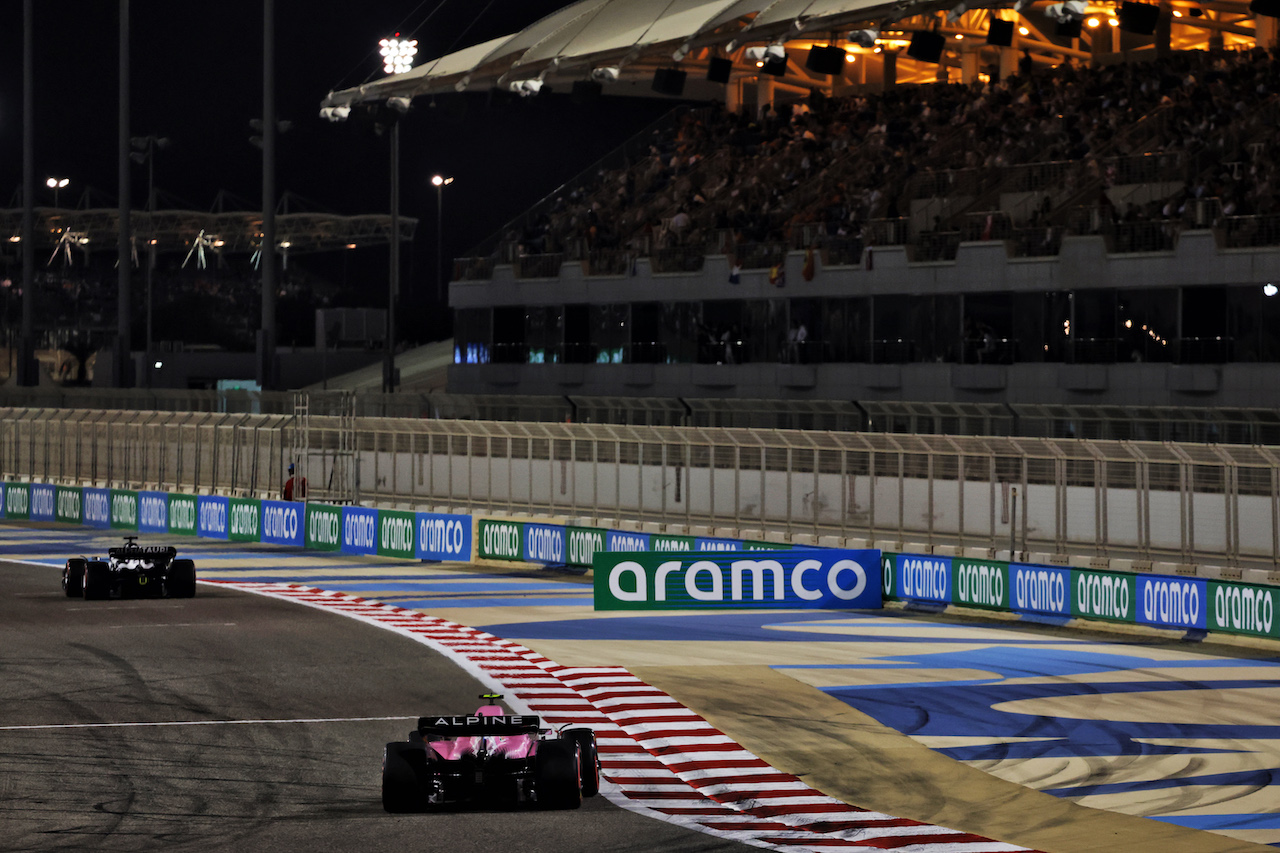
[651,534,695,552]
[567,525,606,567]
[306,503,342,551]
[952,558,1009,611]
[593,549,883,611]
[168,494,198,536]
[1208,580,1279,639]
[744,540,792,551]
[5,482,29,520]
[109,489,138,529]
[377,509,416,559]
[228,498,261,542]
[1072,569,1136,623]
[479,519,523,561]
[55,486,82,524]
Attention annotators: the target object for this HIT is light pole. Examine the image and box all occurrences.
[45,177,69,208]
[431,174,454,303]
[380,34,416,394]
[130,135,169,387]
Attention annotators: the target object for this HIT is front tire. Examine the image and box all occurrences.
[535,739,582,810]
[82,561,111,600]
[64,558,86,597]
[167,559,197,598]
[382,742,429,813]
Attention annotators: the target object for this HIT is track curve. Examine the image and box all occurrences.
[0,561,759,853]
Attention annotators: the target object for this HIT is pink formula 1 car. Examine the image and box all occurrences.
[382,694,600,812]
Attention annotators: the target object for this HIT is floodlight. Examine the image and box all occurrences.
[380,35,418,75]
[592,66,621,82]
[388,96,412,113]
[1265,283,1278,297]
[848,28,879,48]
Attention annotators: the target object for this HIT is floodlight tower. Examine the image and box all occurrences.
[431,174,454,303]
[381,34,416,394]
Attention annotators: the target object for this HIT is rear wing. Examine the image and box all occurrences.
[108,545,177,561]
[417,714,541,736]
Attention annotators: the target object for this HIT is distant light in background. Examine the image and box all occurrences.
[380,34,418,75]
[45,176,69,207]
[1265,283,1278,297]
[1019,26,1030,34]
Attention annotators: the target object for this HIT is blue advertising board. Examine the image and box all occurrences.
[893,554,952,603]
[1138,576,1207,630]
[83,487,112,529]
[341,505,379,555]
[138,490,169,533]
[1010,563,1071,615]
[261,500,305,548]
[414,511,472,561]
[29,484,55,522]
[197,495,229,539]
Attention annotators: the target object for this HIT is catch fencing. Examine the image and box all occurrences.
[2,406,1277,566]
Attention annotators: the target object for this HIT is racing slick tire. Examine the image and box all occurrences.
[64,558,86,597]
[82,561,111,600]
[564,728,600,797]
[167,559,197,598]
[535,739,582,810]
[382,742,429,813]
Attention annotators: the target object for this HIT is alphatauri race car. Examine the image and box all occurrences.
[382,694,600,812]
[62,536,197,600]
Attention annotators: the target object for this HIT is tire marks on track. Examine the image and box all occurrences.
[215,581,1034,853]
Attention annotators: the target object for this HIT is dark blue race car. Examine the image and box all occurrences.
[63,536,197,600]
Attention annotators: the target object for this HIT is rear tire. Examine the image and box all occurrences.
[167,559,197,598]
[64,559,86,597]
[535,739,582,809]
[82,561,111,600]
[564,728,600,797]
[382,742,429,813]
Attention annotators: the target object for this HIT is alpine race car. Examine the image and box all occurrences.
[382,694,600,812]
[62,536,197,600]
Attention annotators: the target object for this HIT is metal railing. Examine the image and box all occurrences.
[4,406,1277,567]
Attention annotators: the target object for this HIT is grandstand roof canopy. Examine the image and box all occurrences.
[321,0,1268,108]
[0,208,418,257]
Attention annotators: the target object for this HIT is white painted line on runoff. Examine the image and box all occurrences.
[0,715,416,732]
[209,580,1037,853]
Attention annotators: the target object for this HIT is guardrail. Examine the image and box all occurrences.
[4,407,1278,566]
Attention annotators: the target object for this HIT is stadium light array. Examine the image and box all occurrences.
[381,35,418,75]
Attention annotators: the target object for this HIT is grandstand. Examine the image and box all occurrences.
[320,0,1280,414]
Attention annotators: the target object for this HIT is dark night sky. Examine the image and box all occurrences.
[0,1,680,342]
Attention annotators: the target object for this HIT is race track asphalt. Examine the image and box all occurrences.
[0,560,760,853]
